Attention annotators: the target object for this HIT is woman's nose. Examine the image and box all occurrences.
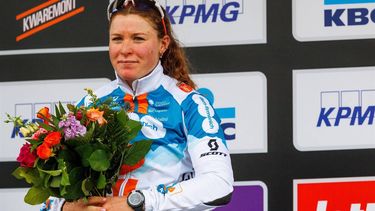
[120,40,132,55]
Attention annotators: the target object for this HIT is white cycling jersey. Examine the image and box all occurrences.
[41,62,233,211]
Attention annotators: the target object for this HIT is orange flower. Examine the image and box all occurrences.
[37,107,51,122]
[36,143,52,160]
[44,132,62,147]
[86,108,107,125]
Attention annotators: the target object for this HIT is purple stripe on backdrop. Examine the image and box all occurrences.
[215,185,264,211]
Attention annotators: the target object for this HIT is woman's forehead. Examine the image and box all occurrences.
[110,14,157,34]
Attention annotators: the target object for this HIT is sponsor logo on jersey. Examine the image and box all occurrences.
[316,90,375,127]
[192,94,220,134]
[200,139,228,158]
[208,139,219,151]
[178,83,193,93]
[157,183,183,195]
[294,177,375,211]
[179,171,195,181]
[198,88,236,141]
[129,114,166,139]
[16,0,85,41]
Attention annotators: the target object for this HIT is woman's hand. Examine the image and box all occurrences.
[62,197,107,211]
[102,196,134,211]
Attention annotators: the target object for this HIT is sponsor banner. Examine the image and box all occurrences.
[192,72,267,154]
[216,181,268,211]
[0,0,109,53]
[293,66,375,151]
[293,0,375,41]
[0,0,266,55]
[294,177,375,211]
[161,0,267,47]
[0,188,40,211]
[0,78,110,161]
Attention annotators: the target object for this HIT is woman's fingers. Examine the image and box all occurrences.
[63,200,107,211]
[87,196,107,205]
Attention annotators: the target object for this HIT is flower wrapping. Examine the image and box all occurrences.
[5,89,152,205]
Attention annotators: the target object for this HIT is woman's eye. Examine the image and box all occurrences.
[111,37,122,42]
[134,37,145,41]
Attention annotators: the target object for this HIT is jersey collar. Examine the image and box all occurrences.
[115,61,164,96]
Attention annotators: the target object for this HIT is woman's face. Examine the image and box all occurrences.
[109,14,169,86]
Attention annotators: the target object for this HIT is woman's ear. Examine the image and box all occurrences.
[160,35,170,54]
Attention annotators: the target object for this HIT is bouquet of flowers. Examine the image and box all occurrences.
[5,89,152,205]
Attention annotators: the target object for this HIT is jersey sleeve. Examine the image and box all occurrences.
[142,93,234,210]
[40,197,65,211]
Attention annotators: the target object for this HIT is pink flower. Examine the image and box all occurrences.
[16,143,37,168]
[31,128,48,140]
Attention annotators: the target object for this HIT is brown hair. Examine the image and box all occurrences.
[109,3,196,89]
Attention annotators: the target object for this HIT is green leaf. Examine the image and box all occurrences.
[43,174,52,188]
[60,168,69,186]
[60,185,67,196]
[58,147,79,165]
[75,144,94,167]
[57,159,70,186]
[127,119,142,141]
[24,186,50,205]
[88,150,111,172]
[97,172,106,189]
[12,167,41,185]
[63,181,84,201]
[123,140,152,166]
[38,168,62,176]
[50,176,61,188]
[116,109,129,126]
[51,115,60,128]
[69,167,85,185]
[81,178,94,196]
[58,102,66,116]
[67,104,76,112]
[38,121,55,131]
[55,104,61,119]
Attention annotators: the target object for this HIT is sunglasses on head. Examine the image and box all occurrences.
[107,0,164,19]
[107,0,167,35]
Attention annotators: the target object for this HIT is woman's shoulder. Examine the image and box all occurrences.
[161,78,197,105]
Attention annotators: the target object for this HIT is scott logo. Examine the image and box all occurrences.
[208,139,219,151]
[164,1,241,24]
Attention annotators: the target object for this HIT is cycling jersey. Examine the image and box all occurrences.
[42,62,233,211]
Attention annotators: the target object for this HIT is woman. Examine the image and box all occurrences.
[45,0,233,210]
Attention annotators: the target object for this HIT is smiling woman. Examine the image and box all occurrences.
[42,0,234,210]
[109,13,170,86]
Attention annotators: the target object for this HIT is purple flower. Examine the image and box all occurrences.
[58,114,87,140]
